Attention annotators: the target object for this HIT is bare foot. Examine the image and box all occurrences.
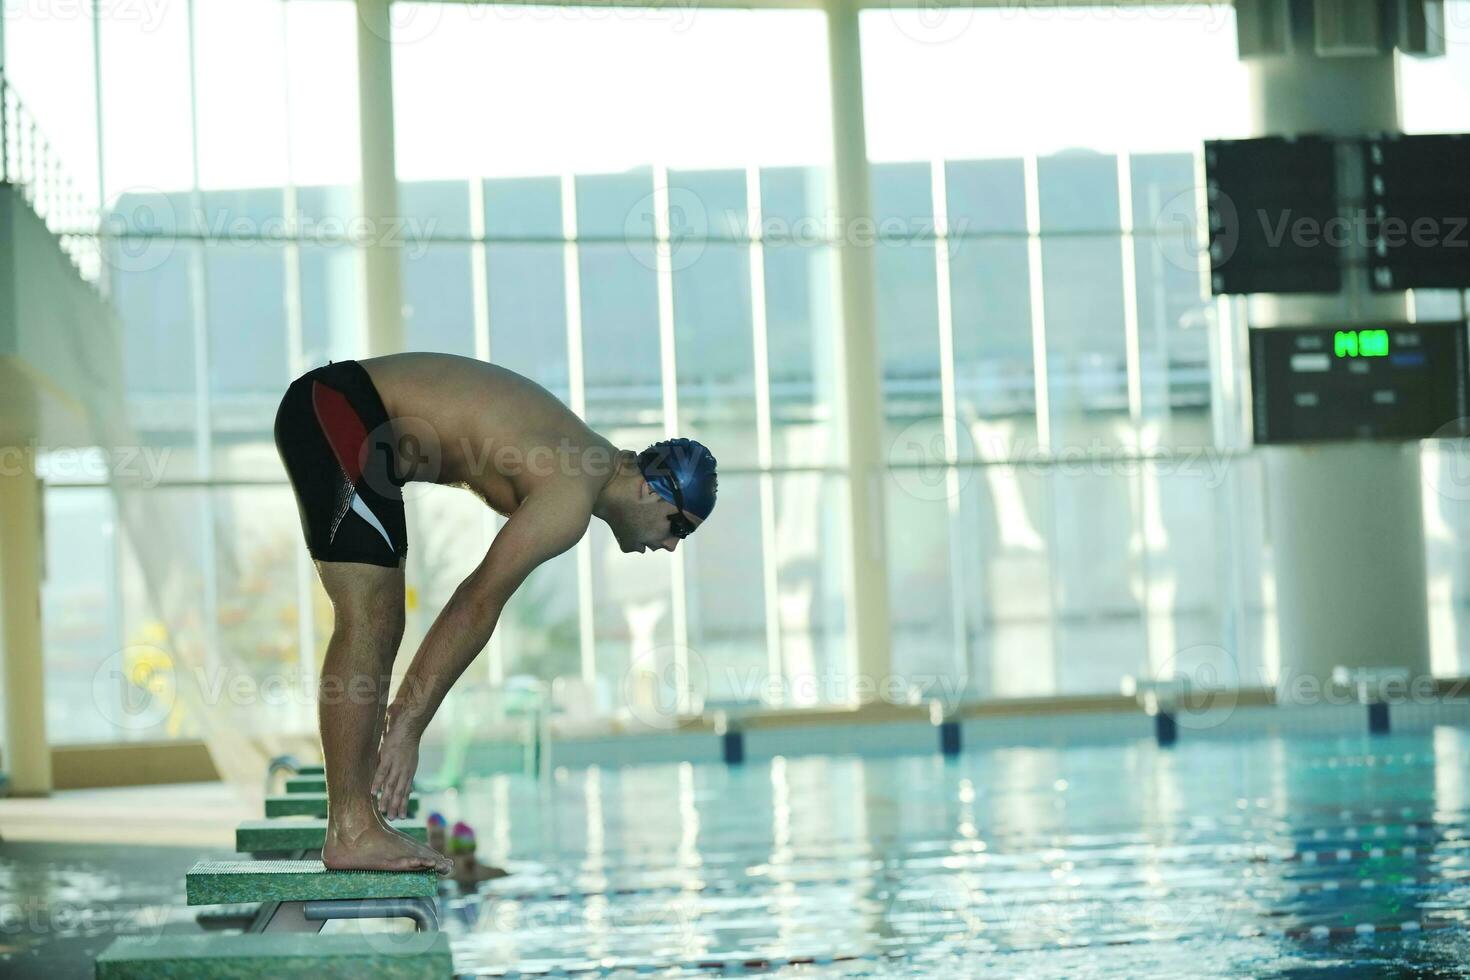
[378,812,447,859]
[324,819,453,875]
[375,809,421,840]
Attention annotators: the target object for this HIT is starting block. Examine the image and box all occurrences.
[284,776,327,794]
[95,932,450,978]
[1332,665,1411,735]
[1121,674,1192,746]
[266,793,420,819]
[236,819,427,855]
[186,859,439,933]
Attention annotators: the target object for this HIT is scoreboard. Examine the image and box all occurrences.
[1364,134,1470,291]
[1206,133,1470,295]
[1205,137,1341,296]
[1249,321,1470,444]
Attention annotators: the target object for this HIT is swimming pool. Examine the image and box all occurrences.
[439,728,1470,978]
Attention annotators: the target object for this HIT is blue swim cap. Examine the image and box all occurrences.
[637,438,718,524]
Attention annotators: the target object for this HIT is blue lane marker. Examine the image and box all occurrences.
[723,730,745,766]
[939,720,961,757]
[1156,712,1178,747]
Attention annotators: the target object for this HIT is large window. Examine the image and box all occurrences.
[390,6,838,714]
[44,0,365,744]
[1406,0,1470,681]
[862,5,1254,695]
[45,2,844,744]
[30,0,1470,748]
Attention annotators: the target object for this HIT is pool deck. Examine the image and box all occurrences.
[0,782,257,847]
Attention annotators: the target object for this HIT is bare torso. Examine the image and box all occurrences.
[316,353,627,868]
[359,352,617,516]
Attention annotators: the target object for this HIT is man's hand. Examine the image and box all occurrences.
[372,706,420,820]
[369,488,590,804]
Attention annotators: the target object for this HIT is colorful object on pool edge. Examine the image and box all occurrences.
[449,821,476,855]
[426,811,446,828]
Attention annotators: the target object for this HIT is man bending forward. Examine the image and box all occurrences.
[274,353,718,873]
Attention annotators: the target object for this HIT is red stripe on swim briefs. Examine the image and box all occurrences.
[311,380,369,483]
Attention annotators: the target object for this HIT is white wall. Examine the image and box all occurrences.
[0,184,123,447]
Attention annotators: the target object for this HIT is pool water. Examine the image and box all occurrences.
[441,728,1470,978]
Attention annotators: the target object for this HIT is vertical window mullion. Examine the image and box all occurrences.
[1023,153,1059,695]
[1118,152,1144,431]
[469,175,505,683]
[1117,151,1157,679]
[652,164,691,712]
[1023,154,1050,454]
[279,0,316,724]
[184,0,220,676]
[930,158,969,687]
[562,174,596,687]
[747,165,785,690]
[470,176,492,363]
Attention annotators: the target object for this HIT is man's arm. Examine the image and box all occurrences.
[371,486,590,817]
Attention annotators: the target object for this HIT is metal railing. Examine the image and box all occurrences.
[1,70,102,282]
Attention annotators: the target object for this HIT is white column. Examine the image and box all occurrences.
[356,0,405,356]
[1244,45,1429,682]
[825,0,892,698]
[0,458,52,795]
[92,0,108,294]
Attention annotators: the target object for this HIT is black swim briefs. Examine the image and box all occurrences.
[274,360,408,567]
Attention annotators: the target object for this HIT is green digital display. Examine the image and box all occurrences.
[1335,329,1390,358]
[1251,321,1470,444]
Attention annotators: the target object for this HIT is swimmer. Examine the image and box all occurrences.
[273,353,717,874]
[425,812,506,886]
[426,811,447,855]
[447,821,509,888]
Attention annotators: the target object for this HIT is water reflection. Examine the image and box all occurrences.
[446,732,1470,975]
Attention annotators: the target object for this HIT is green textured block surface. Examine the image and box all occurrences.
[185,860,437,905]
[285,776,327,794]
[295,764,325,776]
[95,933,451,979]
[265,793,419,818]
[236,818,427,852]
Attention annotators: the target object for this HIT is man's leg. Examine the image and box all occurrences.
[315,559,450,874]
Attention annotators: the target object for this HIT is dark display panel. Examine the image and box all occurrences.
[1205,137,1341,296]
[1364,134,1470,291]
[1250,321,1470,444]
